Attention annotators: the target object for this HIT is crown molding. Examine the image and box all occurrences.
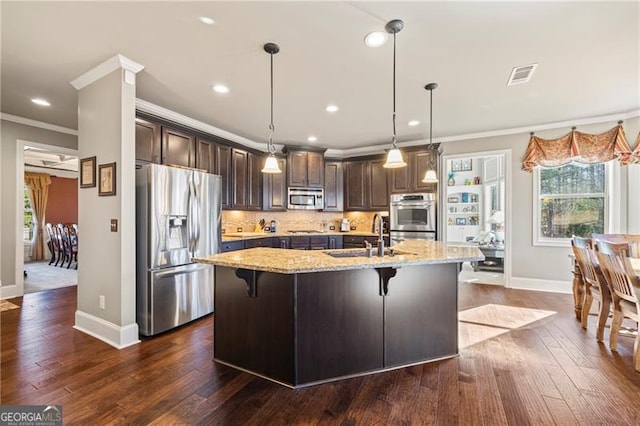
[0,113,78,136]
[70,54,144,90]
[135,99,267,152]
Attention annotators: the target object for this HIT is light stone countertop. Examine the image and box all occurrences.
[195,240,484,274]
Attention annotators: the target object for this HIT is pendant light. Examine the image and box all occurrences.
[422,82,439,183]
[382,19,407,169]
[261,42,282,174]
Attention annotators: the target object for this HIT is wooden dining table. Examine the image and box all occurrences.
[631,257,640,275]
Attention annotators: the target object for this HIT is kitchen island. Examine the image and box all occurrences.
[196,240,483,388]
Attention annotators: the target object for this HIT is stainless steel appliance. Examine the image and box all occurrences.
[390,193,437,243]
[288,188,324,210]
[136,164,221,336]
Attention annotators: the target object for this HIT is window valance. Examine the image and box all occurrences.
[633,132,640,164]
[24,172,52,189]
[522,124,632,172]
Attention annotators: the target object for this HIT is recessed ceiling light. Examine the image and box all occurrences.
[212,84,229,94]
[325,105,339,113]
[307,136,317,143]
[199,16,215,25]
[364,31,388,47]
[31,98,50,107]
[408,120,420,126]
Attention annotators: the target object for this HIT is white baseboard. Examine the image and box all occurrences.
[74,310,140,349]
[508,276,572,294]
[0,284,20,299]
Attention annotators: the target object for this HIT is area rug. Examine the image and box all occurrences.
[458,304,556,349]
[24,261,77,294]
[0,299,20,312]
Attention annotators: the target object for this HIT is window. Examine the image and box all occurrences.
[23,186,34,242]
[534,162,616,246]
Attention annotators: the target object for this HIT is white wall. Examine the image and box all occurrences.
[0,119,77,297]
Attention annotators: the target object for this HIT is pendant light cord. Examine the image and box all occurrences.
[392,31,397,148]
[268,51,275,154]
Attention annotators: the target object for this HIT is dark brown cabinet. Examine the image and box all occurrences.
[287,149,324,188]
[263,156,287,211]
[343,235,389,249]
[135,118,161,163]
[247,152,262,211]
[196,137,216,174]
[231,148,262,211]
[324,160,343,211]
[244,237,275,248]
[216,145,232,209]
[221,240,245,253]
[161,126,196,168]
[344,158,389,211]
[389,148,438,194]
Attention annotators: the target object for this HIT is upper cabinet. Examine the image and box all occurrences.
[231,148,262,211]
[389,148,439,194]
[135,118,161,164]
[263,156,287,211]
[286,149,324,188]
[215,144,232,209]
[196,137,216,174]
[161,126,196,168]
[324,160,343,212]
[344,158,389,211]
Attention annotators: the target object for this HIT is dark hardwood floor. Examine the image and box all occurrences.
[2,283,640,425]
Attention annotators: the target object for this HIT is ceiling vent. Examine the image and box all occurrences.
[507,63,538,86]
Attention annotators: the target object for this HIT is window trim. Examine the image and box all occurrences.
[532,161,620,247]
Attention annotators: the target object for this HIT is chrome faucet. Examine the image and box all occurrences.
[377,214,385,257]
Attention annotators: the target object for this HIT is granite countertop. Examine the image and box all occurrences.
[195,240,484,274]
[221,230,383,242]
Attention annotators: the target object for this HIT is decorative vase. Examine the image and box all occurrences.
[447,177,455,186]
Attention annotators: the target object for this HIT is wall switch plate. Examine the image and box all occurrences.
[110,219,118,232]
[99,295,105,310]
[350,226,356,231]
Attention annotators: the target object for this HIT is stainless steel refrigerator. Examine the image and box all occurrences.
[136,163,221,336]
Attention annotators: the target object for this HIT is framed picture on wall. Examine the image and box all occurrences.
[451,159,473,172]
[79,156,96,188]
[98,162,116,196]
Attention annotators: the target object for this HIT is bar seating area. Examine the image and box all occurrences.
[571,233,640,372]
[46,223,78,269]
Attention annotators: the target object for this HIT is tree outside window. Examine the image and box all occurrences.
[536,163,607,243]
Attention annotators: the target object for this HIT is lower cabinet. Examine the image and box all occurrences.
[245,238,275,248]
[221,240,245,253]
[343,235,389,249]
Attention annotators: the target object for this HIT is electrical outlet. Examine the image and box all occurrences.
[350,226,356,231]
[99,295,105,310]
[329,226,335,231]
[237,227,243,232]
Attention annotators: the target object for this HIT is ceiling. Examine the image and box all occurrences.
[2,1,639,153]
[23,147,78,172]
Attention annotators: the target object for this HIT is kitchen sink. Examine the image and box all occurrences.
[323,248,416,258]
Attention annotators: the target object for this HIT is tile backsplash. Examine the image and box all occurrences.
[221,210,386,233]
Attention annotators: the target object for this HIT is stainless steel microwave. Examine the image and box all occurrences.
[288,188,324,210]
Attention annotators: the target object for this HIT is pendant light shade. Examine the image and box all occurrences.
[383,19,407,169]
[422,82,439,183]
[261,42,282,174]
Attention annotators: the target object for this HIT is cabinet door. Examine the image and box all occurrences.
[309,236,329,250]
[344,161,367,211]
[247,152,262,211]
[328,236,343,249]
[288,151,308,187]
[324,161,343,211]
[389,162,410,194]
[196,138,216,173]
[161,126,195,168]
[232,148,248,209]
[135,119,161,163]
[413,151,437,192]
[263,156,287,211]
[289,236,310,250]
[215,145,232,210]
[306,152,324,188]
[368,159,389,210]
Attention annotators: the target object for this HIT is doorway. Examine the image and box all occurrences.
[441,150,512,287]
[16,140,78,295]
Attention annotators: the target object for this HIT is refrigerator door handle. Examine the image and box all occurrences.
[153,263,211,278]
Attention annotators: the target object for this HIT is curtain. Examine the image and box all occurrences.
[522,124,632,172]
[633,132,640,164]
[24,172,51,261]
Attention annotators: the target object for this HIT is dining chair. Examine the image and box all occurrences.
[592,234,640,257]
[596,240,640,372]
[45,223,59,266]
[572,236,611,341]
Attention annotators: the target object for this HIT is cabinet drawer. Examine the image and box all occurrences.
[290,236,310,250]
[221,240,245,252]
[309,236,329,250]
[245,238,275,248]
